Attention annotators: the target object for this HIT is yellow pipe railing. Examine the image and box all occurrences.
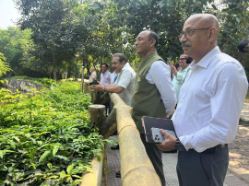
[110,93,161,186]
[80,155,103,186]
[81,92,161,186]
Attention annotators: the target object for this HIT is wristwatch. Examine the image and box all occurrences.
[175,138,186,151]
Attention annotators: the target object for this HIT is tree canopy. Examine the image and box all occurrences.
[0,0,248,78]
[0,52,11,77]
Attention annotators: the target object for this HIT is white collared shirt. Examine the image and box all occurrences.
[115,63,136,105]
[172,46,248,152]
[110,71,117,84]
[146,61,176,115]
[100,70,111,85]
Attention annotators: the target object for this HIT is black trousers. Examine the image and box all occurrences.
[140,133,166,186]
[177,145,229,186]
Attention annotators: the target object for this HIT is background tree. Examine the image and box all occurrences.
[205,0,249,74]
[0,52,11,77]
[17,0,89,79]
[0,27,33,75]
[112,0,214,61]
[8,0,248,78]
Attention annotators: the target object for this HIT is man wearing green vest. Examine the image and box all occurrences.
[132,30,176,185]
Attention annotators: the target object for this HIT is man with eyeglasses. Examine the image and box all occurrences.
[158,14,248,186]
[171,54,192,102]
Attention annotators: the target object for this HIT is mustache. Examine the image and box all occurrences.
[181,42,191,48]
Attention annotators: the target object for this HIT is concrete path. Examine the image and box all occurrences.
[240,102,249,122]
[163,153,249,186]
[105,147,249,186]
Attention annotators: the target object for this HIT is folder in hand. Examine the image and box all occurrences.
[141,116,176,143]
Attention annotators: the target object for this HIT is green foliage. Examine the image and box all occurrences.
[0,27,33,75]
[0,53,11,77]
[3,0,247,78]
[204,0,249,74]
[0,80,104,185]
[17,0,89,79]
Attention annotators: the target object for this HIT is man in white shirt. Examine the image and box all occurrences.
[132,30,176,186]
[113,56,136,105]
[158,14,248,186]
[99,63,111,85]
[92,53,136,106]
[93,53,136,177]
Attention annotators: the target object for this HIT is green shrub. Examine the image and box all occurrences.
[0,80,104,185]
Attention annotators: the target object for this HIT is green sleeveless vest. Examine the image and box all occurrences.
[131,52,167,133]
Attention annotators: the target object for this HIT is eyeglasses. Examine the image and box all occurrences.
[179,27,210,39]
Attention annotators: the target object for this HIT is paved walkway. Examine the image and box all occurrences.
[105,147,249,186]
[163,153,249,186]
[105,103,249,186]
[240,102,249,122]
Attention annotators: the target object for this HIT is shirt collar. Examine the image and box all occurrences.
[102,70,109,75]
[190,46,221,69]
[123,62,129,70]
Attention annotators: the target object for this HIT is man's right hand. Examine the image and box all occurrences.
[157,130,177,151]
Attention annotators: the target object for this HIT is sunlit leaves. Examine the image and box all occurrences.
[0,53,11,77]
[0,80,104,185]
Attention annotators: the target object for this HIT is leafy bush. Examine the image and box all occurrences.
[0,53,11,77]
[0,80,104,185]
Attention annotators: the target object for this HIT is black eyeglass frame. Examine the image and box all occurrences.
[179,27,210,39]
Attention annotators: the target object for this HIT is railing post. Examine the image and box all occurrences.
[88,104,106,129]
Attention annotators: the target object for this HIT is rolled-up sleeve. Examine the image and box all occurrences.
[146,61,176,114]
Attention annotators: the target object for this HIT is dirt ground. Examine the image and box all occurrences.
[229,123,249,174]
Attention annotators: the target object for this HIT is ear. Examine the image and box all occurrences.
[208,27,217,43]
[150,38,156,47]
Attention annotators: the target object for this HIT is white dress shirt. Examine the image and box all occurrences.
[115,63,136,105]
[110,71,117,83]
[100,70,111,85]
[172,46,248,152]
[146,60,176,115]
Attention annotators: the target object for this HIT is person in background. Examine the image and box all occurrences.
[92,53,136,105]
[99,63,111,85]
[132,30,176,186]
[170,63,180,79]
[238,39,249,53]
[158,13,248,186]
[91,53,136,178]
[171,54,192,102]
[96,63,112,114]
[85,66,97,84]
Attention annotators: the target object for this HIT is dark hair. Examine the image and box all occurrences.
[238,39,249,53]
[101,63,109,68]
[112,53,128,64]
[149,31,159,47]
[186,57,193,64]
